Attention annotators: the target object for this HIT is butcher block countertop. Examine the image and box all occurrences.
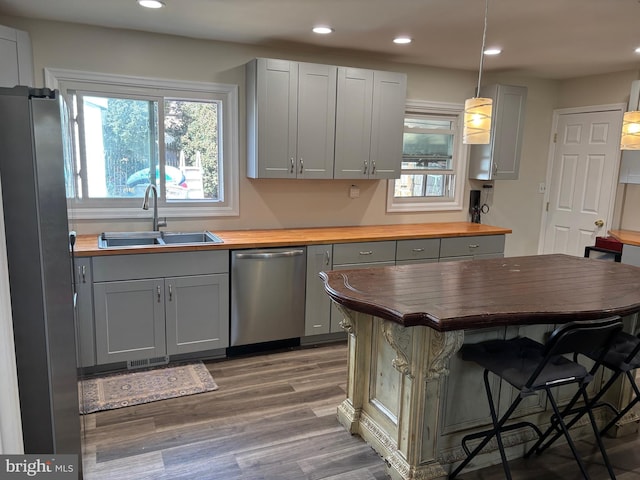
[609,229,640,247]
[74,222,511,257]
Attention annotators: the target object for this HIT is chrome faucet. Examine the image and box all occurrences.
[142,184,167,231]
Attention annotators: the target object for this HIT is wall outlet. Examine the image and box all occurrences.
[349,185,360,198]
[538,183,546,194]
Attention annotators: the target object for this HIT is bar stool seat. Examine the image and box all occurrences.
[449,317,622,480]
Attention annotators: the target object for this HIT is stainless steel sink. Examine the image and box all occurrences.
[98,231,223,248]
[98,231,162,248]
[160,231,223,245]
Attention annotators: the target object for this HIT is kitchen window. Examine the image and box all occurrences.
[45,68,239,219]
[386,100,467,212]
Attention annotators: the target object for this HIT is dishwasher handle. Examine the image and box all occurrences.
[235,249,305,259]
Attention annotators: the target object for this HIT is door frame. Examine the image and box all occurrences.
[537,103,625,254]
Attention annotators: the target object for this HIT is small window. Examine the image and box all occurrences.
[45,68,238,219]
[387,100,467,212]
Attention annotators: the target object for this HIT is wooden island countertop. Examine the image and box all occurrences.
[73,222,511,257]
[321,253,640,331]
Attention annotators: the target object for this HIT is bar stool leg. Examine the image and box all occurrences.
[580,388,617,479]
[546,389,592,480]
[450,370,521,480]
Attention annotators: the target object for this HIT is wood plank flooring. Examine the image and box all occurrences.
[80,342,640,480]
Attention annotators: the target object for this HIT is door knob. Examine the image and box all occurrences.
[594,219,604,228]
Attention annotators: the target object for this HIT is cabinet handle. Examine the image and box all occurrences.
[363,160,368,175]
[359,251,373,255]
[371,161,376,175]
[290,157,295,173]
[168,284,173,301]
[299,158,304,174]
[156,285,161,302]
[411,248,425,252]
[324,250,331,266]
[468,244,479,249]
[80,265,86,283]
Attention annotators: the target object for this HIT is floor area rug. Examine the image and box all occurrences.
[78,361,218,414]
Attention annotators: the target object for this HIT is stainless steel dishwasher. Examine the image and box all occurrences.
[231,247,306,346]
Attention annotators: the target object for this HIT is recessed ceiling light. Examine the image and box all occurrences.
[393,36,412,45]
[138,0,165,9]
[484,48,502,55]
[635,47,640,54]
[312,26,334,34]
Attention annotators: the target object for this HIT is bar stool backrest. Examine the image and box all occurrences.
[544,317,622,358]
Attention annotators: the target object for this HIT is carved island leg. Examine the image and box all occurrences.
[333,302,465,480]
[335,303,369,434]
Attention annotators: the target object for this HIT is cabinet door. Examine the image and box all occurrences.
[369,71,407,179]
[74,258,95,368]
[253,58,298,178]
[0,25,34,87]
[305,245,333,336]
[94,279,166,364]
[297,63,337,179]
[334,67,374,179]
[165,274,229,355]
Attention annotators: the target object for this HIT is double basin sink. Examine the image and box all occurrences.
[98,231,223,248]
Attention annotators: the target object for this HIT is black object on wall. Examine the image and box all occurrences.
[470,190,481,223]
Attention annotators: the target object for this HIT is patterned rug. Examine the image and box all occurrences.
[78,361,218,414]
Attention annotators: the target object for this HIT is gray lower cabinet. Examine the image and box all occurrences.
[330,241,396,332]
[439,234,505,262]
[304,235,506,339]
[94,278,166,364]
[74,257,95,368]
[305,244,333,336]
[92,250,229,365]
[395,238,440,265]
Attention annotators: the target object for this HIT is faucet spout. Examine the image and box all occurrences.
[142,184,166,231]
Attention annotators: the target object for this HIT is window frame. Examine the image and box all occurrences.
[386,99,468,212]
[45,68,239,220]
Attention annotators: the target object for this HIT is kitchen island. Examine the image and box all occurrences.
[321,254,640,480]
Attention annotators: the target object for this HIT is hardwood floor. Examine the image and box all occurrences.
[80,342,640,480]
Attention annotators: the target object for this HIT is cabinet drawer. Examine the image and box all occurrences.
[332,241,396,265]
[396,238,440,261]
[93,250,229,282]
[439,235,505,258]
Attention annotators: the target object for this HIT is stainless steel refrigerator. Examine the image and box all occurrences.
[0,86,81,455]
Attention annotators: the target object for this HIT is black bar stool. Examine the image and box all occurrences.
[449,317,622,480]
[531,327,640,457]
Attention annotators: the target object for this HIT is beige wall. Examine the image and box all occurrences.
[5,15,632,256]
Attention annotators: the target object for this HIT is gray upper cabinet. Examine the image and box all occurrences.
[247,58,337,179]
[334,68,407,179]
[0,24,34,88]
[468,84,528,180]
[247,58,407,180]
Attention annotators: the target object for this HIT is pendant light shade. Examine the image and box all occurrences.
[463,0,492,145]
[463,97,493,144]
[621,110,640,150]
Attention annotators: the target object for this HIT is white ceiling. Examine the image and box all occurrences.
[1,0,640,80]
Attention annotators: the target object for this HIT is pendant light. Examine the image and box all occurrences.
[621,111,640,150]
[463,0,493,144]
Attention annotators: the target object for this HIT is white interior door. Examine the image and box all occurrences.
[540,107,623,256]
